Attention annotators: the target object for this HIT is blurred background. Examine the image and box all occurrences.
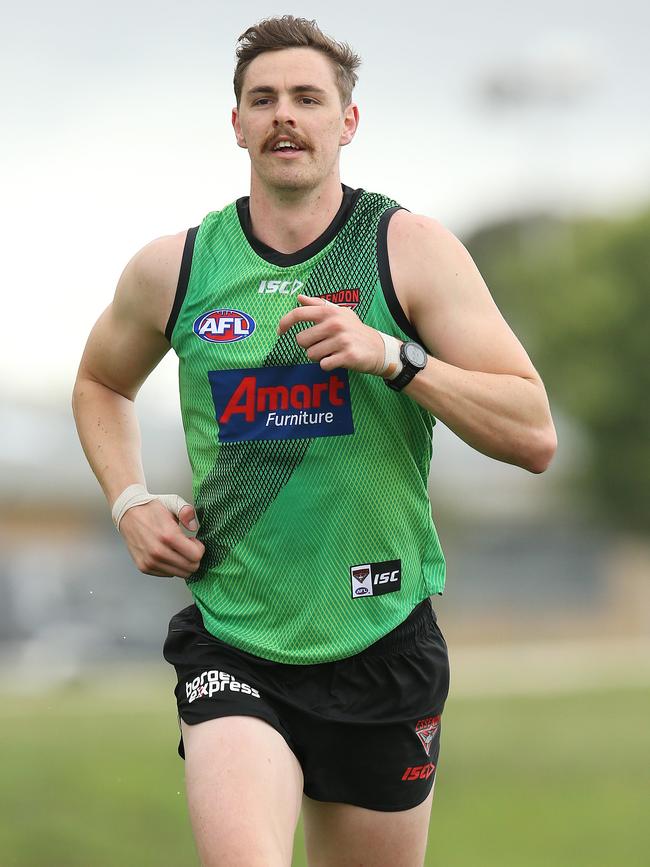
[1,1,648,864]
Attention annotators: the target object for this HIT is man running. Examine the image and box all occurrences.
[72,15,556,867]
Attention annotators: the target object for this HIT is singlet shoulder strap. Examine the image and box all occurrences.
[164,225,199,342]
[377,207,423,344]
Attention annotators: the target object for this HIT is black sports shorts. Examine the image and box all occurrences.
[163,597,450,812]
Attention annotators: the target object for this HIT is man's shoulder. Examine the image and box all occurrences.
[386,209,479,320]
[387,209,470,277]
[119,203,237,319]
[387,209,455,250]
[113,230,191,334]
[126,230,189,293]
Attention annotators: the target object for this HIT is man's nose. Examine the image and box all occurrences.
[273,98,297,127]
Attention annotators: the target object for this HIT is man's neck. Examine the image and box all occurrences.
[248,173,344,254]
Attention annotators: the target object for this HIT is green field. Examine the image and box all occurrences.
[1,676,648,866]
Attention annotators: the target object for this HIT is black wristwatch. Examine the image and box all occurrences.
[385,341,428,391]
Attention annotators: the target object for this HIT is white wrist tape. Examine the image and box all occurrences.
[111,484,192,531]
[379,332,403,380]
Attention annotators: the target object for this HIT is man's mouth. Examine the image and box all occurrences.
[273,141,302,151]
[267,136,307,155]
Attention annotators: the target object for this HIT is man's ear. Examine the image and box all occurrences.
[232,108,248,149]
[340,103,359,147]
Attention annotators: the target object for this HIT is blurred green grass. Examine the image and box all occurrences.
[0,677,648,866]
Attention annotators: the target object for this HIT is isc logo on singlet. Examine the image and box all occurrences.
[258,279,303,295]
[349,559,402,598]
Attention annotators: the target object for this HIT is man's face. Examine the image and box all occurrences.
[232,47,358,193]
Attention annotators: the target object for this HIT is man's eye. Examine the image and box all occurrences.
[253,98,272,106]
[300,97,318,105]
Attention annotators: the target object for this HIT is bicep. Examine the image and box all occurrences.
[76,236,183,398]
[393,215,540,381]
[77,302,170,400]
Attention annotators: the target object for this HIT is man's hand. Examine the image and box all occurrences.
[119,500,205,579]
[277,295,385,374]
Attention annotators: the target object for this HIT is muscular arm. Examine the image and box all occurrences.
[72,238,175,502]
[278,211,557,474]
[389,211,557,472]
[72,232,204,577]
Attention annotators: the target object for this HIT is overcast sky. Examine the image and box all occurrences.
[2,0,649,405]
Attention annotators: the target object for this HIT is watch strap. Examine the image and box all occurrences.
[385,364,419,391]
[385,341,427,391]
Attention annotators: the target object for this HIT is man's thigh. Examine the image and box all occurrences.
[182,716,304,867]
[302,785,435,867]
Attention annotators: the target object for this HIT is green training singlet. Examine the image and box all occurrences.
[167,186,446,663]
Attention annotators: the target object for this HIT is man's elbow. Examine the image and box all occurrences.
[71,366,95,408]
[71,372,85,418]
[524,425,558,474]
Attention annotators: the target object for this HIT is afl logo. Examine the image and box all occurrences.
[193,309,256,343]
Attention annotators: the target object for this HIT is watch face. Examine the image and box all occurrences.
[404,342,427,368]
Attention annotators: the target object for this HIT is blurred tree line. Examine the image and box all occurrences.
[465,206,650,533]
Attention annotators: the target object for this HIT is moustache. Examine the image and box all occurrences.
[263,128,310,152]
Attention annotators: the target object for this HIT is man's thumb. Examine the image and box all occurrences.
[156,494,199,532]
[178,504,199,533]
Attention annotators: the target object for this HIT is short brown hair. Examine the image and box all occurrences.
[234,16,361,108]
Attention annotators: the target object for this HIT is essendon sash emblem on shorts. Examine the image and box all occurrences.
[209,363,354,442]
[415,715,440,756]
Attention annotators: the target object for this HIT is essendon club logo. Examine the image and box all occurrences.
[208,363,354,442]
[315,288,359,309]
[349,559,401,599]
[415,715,440,756]
[193,309,256,343]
